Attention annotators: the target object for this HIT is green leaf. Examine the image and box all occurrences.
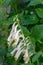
[31,25,43,40]
[40,19,43,24]
[1,16,14,26]
[21,14,38,25]
[22,26,30,37]
[28,0,43,6]
[32,51,42,62]
[35,8,43,18]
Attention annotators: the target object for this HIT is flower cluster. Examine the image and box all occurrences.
[7,16,33,64]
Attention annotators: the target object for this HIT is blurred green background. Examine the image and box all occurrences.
[0,0,43,65]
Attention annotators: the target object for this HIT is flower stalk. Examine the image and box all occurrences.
[7,16,33,64]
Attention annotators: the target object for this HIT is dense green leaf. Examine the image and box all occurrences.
[21,14,38,25]
[40,19,43,23]
[1,16,14,26]
[35,8,43,18]
[22,26,30,37]
[28,0,43,6]
[31,25,43,40]
[0,0,43,64]
[32,51,42,62]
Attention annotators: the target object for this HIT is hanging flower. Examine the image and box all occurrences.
[7,16,33,64]
[14,48,24,61]
[23,49,29,64]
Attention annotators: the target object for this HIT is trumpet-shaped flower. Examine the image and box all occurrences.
[11,41,24,56]
[17,40,24,49]
[12,33,24,47]
[7,17,34,64]
[23,49,29,64]
[7,22,17,46]
[12,30,21,46]
[14,48,24,60]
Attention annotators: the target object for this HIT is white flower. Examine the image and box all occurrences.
[11,41,24,56]
[11,22,16,33]
[7,21,24,47]
[7,22,20,46]
[7,17,34,64]
[29,52,33,57]
[14,24,18,34]
[12,30,24,47]
[16,40,25,50]
[12,26,24,47]
[23,49,29,64]
[14,29,21,41]
[27,42,31,50]
[7,22,17,46]
[14,48,24,60]
[7,32,15,46]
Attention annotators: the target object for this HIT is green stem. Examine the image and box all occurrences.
[14,0,25,36]
[17,18,24,34]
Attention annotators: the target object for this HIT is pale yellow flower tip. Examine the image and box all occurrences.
[7,41,10,46]
[24,57,29,64]
[23,49,29,64]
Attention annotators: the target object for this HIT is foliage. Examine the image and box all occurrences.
[0,0,43,65]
